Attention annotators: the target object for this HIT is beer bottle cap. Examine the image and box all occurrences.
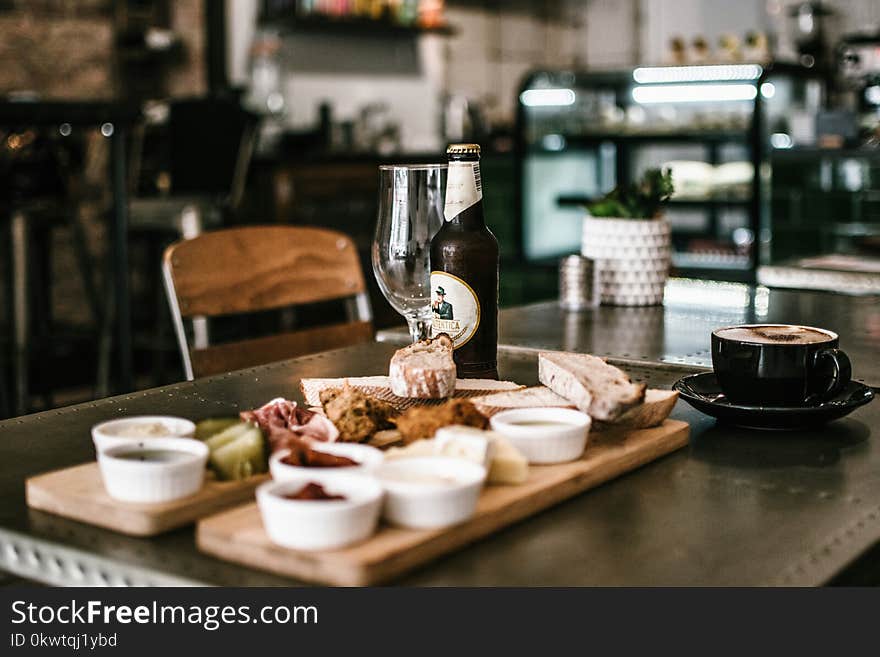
[446,143,481,155]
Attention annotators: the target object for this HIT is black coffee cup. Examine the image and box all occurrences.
[711,324,852,406]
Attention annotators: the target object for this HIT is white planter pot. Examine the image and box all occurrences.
[581,216,671,306]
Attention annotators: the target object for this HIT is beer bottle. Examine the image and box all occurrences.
[430,143,499,379]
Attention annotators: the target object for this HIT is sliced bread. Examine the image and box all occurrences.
[300,376,521,410]
[538,351,646,421]
[595,389,679,430]
[470,386,575,417]
[389,334,456,399]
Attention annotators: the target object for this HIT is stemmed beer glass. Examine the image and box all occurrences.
[372,164,446,343]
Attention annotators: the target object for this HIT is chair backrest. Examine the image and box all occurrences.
[163,225,373,379]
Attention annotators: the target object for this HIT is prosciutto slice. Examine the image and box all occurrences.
[240,397,338,453]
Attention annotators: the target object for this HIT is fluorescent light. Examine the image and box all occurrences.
[760,82,776,98]
[633,64,763,84]
[866,85,880,104]
[520,88,576,107]
[770,132,793,149]
[632,83,757,104]
[541,134,566,151]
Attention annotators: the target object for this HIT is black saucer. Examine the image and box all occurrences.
[672,372,875,430]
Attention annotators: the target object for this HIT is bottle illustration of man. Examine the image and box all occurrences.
[432,286,454,320]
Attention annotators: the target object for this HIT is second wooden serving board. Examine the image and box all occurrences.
[26,463,268,537]
[197,419,690,586]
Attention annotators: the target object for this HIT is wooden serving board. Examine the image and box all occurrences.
[26,463,268,537]
[197,419,689,586]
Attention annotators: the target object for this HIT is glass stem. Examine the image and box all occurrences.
[407,317,432,343]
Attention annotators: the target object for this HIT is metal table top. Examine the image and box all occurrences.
[1,342,878,586]
[380,278,880,387]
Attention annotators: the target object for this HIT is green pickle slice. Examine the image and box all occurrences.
[209,426,267,481]
[203,421,251,452]
[194,417,240,441]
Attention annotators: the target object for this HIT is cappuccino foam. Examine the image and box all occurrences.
[715,325,833,345]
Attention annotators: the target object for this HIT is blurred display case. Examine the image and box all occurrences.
[514,63,825,283]
[759,147,880,295]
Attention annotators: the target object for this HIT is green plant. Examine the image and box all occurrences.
[586,168,674,219]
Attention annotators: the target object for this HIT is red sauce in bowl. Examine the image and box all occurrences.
[283,482,346,501]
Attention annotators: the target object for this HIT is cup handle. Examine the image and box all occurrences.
[812,348,852,400]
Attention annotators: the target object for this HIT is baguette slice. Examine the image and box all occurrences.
[300,376,521,410]
[470,386,575,417]
[595,389,679,430]
[389,334,456,399]
[538,351,646,421]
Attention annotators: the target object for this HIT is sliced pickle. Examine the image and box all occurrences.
[195,417,240,441]
[209,426,267,481]
[204,422,250,452]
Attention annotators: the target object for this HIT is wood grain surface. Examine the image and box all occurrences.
[197,419,690,585]
[26,464,268,537]
[163,225,366,317]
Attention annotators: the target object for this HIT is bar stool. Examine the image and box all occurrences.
[1,127,98,416]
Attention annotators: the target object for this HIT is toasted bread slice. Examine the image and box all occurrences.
[538,351,646,421]
[596,389,679,430]
[300,376,521,410]
[470,386,575,416]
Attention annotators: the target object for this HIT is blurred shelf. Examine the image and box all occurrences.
[557,194,750,209]
[538,131,749,149]
[260,14,456,37]
[771,147,880,159]
[672,252,751,269]
[758,264,880,296]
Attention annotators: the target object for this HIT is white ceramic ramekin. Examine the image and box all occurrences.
[256,472,383,551]
[489,407,591,464]
[92,416,196,453]
[269,442,384,482]
[97,437,208,504]
[375,457,486,530]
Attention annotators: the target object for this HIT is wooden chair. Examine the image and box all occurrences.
[162,225,373,380]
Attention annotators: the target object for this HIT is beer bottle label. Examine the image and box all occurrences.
[444,161,482,222]
[430,271,480,348]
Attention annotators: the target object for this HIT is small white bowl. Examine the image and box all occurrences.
[375,457,486,530]
[97,437,208,504]
[490,407,591,464]
[269,442,384,482]
[92,415,196,453]
[256,473,383,551]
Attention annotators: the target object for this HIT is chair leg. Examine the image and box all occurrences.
[10,211,29,416]
[179,204,210,356]
[32,223,54,410]
[151,237,169,385]
[0,358,9,419]
[94,248,115,399]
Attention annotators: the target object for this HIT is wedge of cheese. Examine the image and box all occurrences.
[486,434,529,485]
[385,428,528,485]
[435,425,493,468]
